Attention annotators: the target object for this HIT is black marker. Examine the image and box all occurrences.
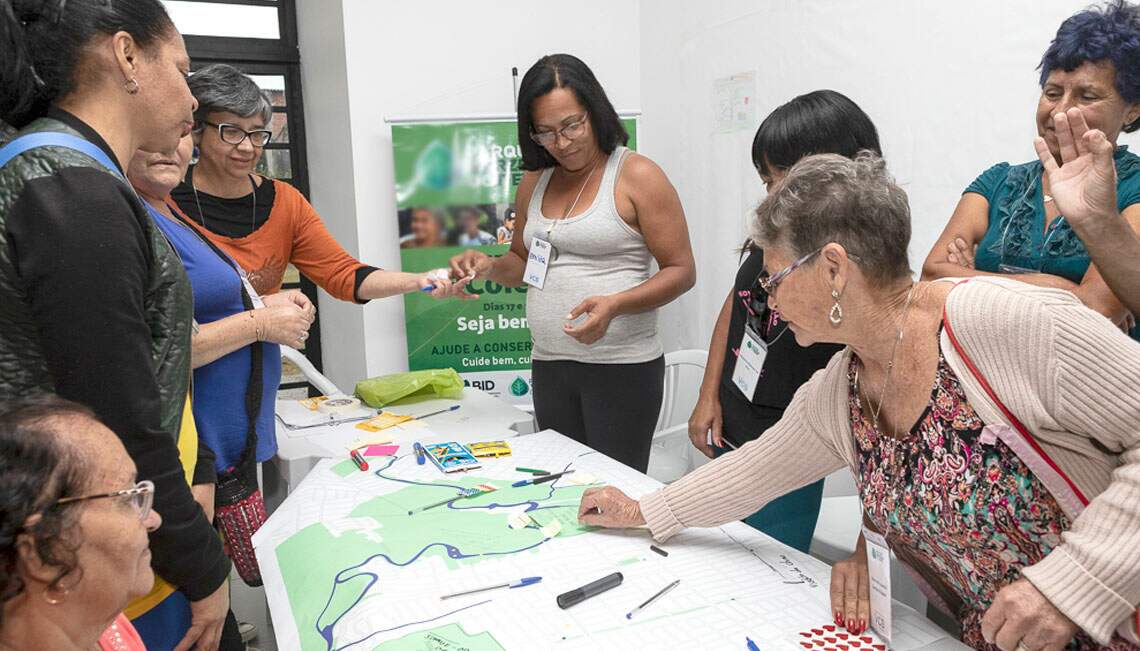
[556,572,623,609]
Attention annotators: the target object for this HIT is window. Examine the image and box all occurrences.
[168,0,321,398]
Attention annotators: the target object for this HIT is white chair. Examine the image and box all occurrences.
[647,349,708,484]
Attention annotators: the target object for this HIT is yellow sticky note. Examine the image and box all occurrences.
[355,411,413,432]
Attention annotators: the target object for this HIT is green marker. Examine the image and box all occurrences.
[515,467,550,476]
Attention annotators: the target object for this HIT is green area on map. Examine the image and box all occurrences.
[372,623,505,651]
[276,475,595,650]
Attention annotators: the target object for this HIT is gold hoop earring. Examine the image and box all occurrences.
[124,78,140,95]
[42,586,69,605]
[829,288,843,325]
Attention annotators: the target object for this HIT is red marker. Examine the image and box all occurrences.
[350,448,369,471]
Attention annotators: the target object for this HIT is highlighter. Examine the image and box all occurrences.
[556,572,623,609]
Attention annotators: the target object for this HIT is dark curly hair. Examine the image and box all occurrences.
[1039,0,1140,132]
[0,394,92,625]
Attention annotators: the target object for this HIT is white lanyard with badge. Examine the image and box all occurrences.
[523,161,601,291]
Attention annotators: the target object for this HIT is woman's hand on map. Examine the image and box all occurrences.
[577,486,646,528]
[829,537,870,635]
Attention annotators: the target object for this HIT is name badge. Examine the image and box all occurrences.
[731,326,766,400]
[239,271,266,309]
[523,237,552,290]
[862,526,893,645]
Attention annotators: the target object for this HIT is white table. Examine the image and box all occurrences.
[254,430,965,650]
[264,388,535,512]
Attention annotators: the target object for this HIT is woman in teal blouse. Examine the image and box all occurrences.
[923,2,1140,339]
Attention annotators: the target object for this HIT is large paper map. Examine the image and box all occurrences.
[254,431,960,650]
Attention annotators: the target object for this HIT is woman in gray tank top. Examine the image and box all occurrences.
[450,54,695,472]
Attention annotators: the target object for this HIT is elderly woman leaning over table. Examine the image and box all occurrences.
[578,133,1140,649]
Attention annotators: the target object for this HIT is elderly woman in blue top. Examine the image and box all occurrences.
[126,134,313,534]
[923,0,1140,339]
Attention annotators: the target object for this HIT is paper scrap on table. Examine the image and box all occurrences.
[361,444,399,457]
[566,472,599,486]
[507,512,532,530]
[539,519,562,538]
[355,411,413,432]
[346,433,394,450]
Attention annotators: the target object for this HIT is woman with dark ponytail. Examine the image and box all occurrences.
[0,2,236,649]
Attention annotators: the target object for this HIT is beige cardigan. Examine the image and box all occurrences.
[640,278,1140,643]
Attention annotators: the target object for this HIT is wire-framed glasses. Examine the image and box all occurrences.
[55,480,155,521]
[530,114,589,147]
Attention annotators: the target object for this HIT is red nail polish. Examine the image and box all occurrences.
[835,611,843,626]
[847,619,855,632]
[859,620,866,634]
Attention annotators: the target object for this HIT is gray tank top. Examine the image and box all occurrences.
[522,147,662,364]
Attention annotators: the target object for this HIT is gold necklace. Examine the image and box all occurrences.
[857,283,917,432]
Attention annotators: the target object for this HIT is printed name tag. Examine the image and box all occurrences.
[862,526,893,645]
[523,237,552,290]
[731,326,766,400]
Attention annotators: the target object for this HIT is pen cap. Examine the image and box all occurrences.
[510,576,542,588]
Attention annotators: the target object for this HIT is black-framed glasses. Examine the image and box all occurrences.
[202,120,273,147]
[530,114,589,147]
[55,480,155,522]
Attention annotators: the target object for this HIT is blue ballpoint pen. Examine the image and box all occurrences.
[414,442,426,465]
[511,469,574,487]
[439,576,542,600]
[746,637,760,651]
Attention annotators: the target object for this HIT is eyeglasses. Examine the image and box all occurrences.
[758,248,823,295]
[758,248,866,295]
[55,480,155,522]
[530,114,589,147]
[202,120,273,147]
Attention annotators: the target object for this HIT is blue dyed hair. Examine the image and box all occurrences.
[1039,0,1140,132]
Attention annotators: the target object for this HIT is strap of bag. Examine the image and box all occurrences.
[941,305,1089,506]
[163,204,264,479]
[0,132,123,178]
[942,297,1140,638]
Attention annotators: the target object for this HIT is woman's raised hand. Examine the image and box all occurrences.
[1035,107,1119,228]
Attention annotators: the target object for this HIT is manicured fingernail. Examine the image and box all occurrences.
[859,620,866,633]
[834,611,843,625]
[847,619,854,631]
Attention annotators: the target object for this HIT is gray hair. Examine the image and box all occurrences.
[188,63,273,126]
[752,152,911,285]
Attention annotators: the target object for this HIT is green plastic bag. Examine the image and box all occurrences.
[354,368,464,408]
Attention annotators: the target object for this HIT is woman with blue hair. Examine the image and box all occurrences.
[923,0,1140,340]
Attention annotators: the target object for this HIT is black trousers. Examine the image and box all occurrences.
[532,356,664,473]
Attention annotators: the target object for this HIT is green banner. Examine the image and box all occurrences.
[393,118,636,403]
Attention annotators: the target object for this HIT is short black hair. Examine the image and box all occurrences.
[0,394,95,625]
[751,90,882,176]
[1039,0,1140,133]
[0,0,174,128]
[517,54,628,171]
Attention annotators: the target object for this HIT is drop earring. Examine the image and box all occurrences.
[829,289,843,325]
[191,146,200,165]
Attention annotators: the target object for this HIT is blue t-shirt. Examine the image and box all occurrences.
[148,204,282,471]
[965,146,1140,340]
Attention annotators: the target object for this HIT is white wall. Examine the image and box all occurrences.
[640,0,1139,353]
[299,0,641,387]
[301,0,1138,387]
